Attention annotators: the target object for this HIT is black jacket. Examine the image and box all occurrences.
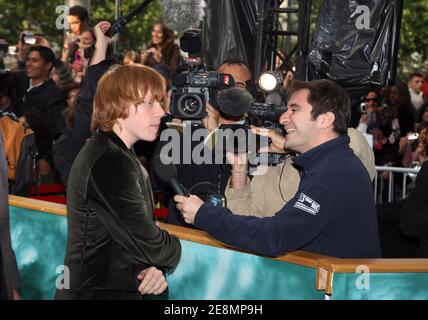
[10,72,66,161]
[400,161,428,257]
[53,60,114,182]
[56,131,181,299]
[195,135,381,258]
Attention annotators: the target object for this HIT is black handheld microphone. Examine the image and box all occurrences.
[105,0,153,37]
[152,154,187,196]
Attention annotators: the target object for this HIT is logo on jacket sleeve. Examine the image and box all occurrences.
[293,193,320,215]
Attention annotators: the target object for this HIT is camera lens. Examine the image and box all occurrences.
[182,96,201,115]
[172,92,206,119]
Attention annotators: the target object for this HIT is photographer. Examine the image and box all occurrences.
[357,89,382,134]
[15,31,51,70]
[399,123,428,168]
[175,79,381,259]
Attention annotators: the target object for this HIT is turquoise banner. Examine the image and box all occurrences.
[9,206,324,300]
[168,240,322,300]
[10,206,67,300]
[331,272,428,300]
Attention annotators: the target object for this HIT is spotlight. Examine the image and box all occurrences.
[258,71,282,92]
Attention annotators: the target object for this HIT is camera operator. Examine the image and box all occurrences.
[204,87,253,150]
[217,60,251,88]
[175,79,381,258]
[151,34,254,227]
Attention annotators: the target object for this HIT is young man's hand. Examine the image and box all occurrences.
[137,266,168,295]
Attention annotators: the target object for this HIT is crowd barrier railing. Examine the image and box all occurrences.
[8,195,428,300]
[373,166,420,203]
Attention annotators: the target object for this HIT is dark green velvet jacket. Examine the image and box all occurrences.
[55,131,181,300]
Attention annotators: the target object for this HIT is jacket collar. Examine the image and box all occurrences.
[97,130,130,151]
[292,134,350,170]
[25,78,55,94]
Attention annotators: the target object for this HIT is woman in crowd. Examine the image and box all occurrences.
[140,22,181,77]
[399,123,428,167]
[69,29,95,83]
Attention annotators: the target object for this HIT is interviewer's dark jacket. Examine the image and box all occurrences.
[55,131,181,300]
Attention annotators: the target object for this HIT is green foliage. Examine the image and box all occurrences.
[0,0,64,46]
[0,0,427,78]
[398,0,428,78]
[91,0,162,51]
[0,0,162,53]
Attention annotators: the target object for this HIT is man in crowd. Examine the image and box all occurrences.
[408,72,425,111]
[175,79,381,259]
[217,59,252,90]
[10,45,66,177]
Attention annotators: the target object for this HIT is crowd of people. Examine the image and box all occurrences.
[1,5,428,300]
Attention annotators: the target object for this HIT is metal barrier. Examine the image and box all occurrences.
[374,166,420,204]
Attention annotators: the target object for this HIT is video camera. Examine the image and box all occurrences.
[244,71,286,131]
[170,30,235,120]
[247,102,285,131]
[245,73,287,166]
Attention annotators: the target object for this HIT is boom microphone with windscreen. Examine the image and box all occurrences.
[152,154,187,196]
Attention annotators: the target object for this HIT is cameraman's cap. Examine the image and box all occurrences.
[217,87,253,117]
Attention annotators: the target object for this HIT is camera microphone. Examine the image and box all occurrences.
[217,87,253,119]
[152,154,187,196]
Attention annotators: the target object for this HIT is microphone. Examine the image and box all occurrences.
[105,0,153,37]
[161,0,207,33]
[152,154,187,196]
[217,87,253,119]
